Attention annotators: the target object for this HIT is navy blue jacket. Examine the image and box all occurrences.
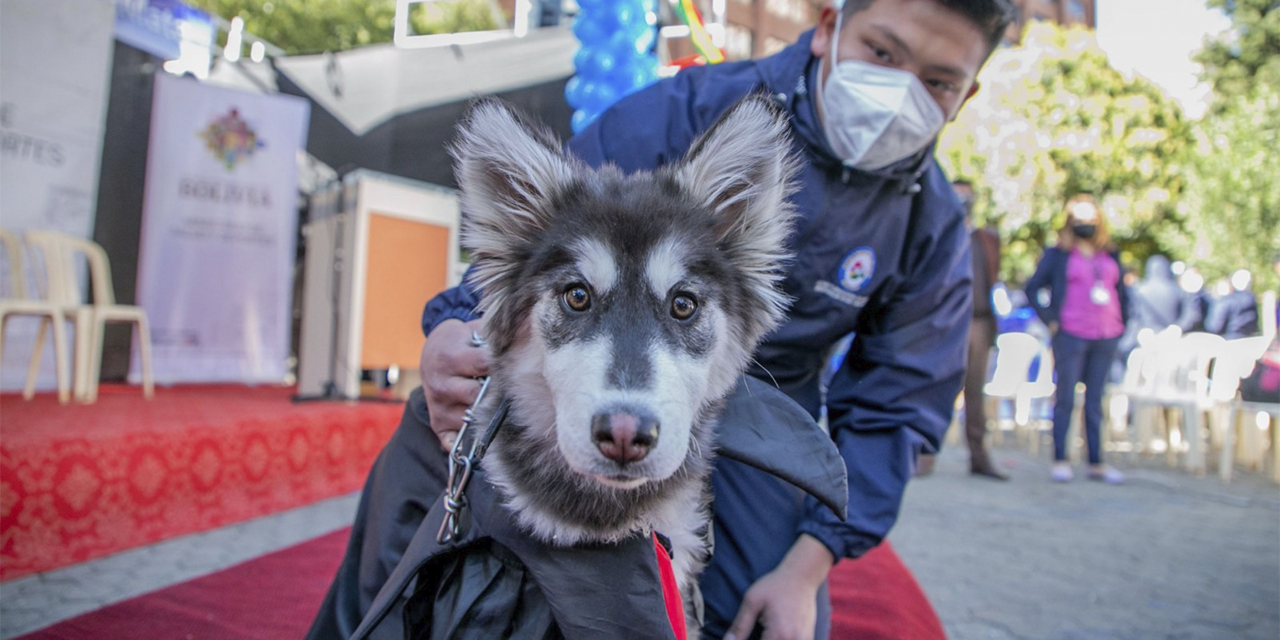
[1024,245,1132,330]
[423,30,972,561]
[1205,290,1260,339]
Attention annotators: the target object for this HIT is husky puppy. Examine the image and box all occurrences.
[450,94,798,629]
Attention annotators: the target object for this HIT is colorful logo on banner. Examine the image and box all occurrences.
[838,247,876,292]
[199,108,264,170]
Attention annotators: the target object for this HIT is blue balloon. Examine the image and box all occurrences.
[592,51,619,77]
[565,75,585,109]
[569,0,659,119]
[614,2,641,29]
[606,30,646,57]
[572,15,606,45]
[583,81,618,113]
[573,48,594,74]
[571,109,596,134]
[614,58,656,94]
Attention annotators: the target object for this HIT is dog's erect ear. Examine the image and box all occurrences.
[452,98,576,264]
[674,94,799,328]
[451,99,578,314]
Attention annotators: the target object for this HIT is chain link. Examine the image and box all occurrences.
[437,332,492,544]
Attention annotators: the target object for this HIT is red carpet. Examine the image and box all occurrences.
[16,529,944,640]
[0,384,402,581]
[14,528,350,640]
[832,543,947,639]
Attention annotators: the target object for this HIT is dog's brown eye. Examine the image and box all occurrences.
[671,294,697,320]
[562,285,591,312]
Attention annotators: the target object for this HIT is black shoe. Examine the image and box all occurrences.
[970,465,1010,481]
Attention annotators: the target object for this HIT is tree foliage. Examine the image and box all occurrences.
[186,0,502,55]
[1183,0,1280,292]
[1197,0,1280,110]
[938,22,1193,283]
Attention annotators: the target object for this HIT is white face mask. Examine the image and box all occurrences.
[818,14,946,170]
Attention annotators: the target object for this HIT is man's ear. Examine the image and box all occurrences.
[810,5,840,59]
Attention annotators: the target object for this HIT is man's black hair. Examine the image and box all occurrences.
[841,0,1020,54]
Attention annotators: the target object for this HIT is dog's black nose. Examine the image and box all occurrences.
[591,410,659,465]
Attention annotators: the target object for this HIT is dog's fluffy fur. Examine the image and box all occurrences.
[449,95,799,622]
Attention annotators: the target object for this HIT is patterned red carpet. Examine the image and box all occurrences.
[0,384,402,581]
[14,529,943,640]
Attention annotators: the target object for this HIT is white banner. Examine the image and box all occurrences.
[0,0,115,391]
[135,73,309,383]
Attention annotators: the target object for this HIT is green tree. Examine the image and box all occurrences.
[1197,0,1280,113]
[1181,0,1280,292]
[187,0,501,55]
[938,22,1193,284]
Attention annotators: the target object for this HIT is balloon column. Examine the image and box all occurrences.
[565,0,660,133]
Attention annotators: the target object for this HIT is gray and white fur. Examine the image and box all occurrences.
[449,94,799,620]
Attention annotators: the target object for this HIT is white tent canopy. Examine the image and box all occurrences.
[272,27,578,136]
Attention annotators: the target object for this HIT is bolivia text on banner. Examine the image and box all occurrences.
[135,73,310,384]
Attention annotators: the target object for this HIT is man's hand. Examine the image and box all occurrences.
[419,318,491,450]
[726,535,835,640]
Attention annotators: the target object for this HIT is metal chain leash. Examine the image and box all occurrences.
[437,332,508,544]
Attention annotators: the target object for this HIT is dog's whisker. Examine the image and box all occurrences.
[747,358,781,392]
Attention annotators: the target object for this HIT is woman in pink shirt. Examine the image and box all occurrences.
[1025,195,1131,484]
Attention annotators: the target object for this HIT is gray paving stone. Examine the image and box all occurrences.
[892,443,1280,640]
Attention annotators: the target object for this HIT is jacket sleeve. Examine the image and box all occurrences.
[420,268,482,338]
[796,213,973,560]
[1024,248,1057,326]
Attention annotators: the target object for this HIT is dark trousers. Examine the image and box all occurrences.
[1050,331,1120,465]
[963,317,996,469]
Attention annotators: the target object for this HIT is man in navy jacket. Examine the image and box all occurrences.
[341,0,1019,638]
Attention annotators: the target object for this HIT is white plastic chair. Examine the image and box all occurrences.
[1107,326,1183,463]
[1215,336,1277,481]
[1234,401,1280,483]
[0,229,70,404]
[983,332,1054,447]
[24,230,154,403]
[1160,332,1228,473]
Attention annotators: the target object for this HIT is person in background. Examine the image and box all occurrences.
[953,179,1008,480]
[1177,265,1210,332]
[1025,195,1130,484]
[1117,254,1186,377]
[1205,269,1260,339]
[1131,255,1184,332]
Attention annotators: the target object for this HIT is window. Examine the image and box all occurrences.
[765,0,809,24]
[724,23,753,60]
[1066,0,1087,22]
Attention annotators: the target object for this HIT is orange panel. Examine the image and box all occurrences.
[361,213,451,369]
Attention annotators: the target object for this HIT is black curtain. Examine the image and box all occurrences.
[92,41,160,381]
[275,72,575,189]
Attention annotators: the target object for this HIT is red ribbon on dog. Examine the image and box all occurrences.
[652,531,687,640]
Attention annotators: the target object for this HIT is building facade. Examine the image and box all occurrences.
[663,0,1098,62]
[1005,0,1095,43]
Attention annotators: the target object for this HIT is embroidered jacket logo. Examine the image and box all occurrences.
[839,247,876,292]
